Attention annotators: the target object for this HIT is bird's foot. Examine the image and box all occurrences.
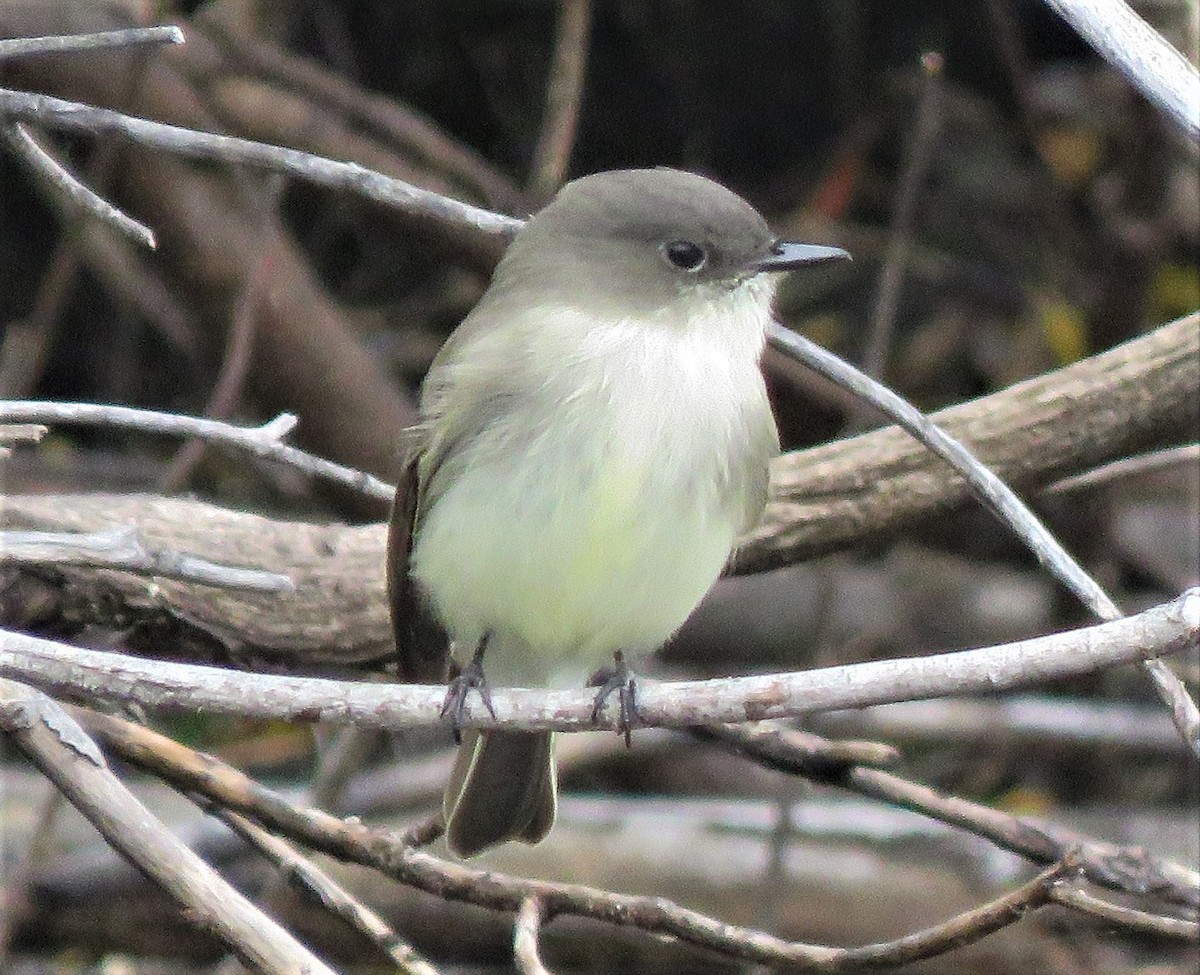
[589,650,638,748]
[440,649,496,744]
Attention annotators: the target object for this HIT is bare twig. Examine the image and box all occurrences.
[81,708,1200,912]
[831,861,1071,967]
[201,13,527,214]
[4,589,1195,731]
[1046,443,1200,493]
[0,86,521,245]
[514,897,554,975]
[0,401,393,500]
[1142,657,1200,755]
[815,695,1193,754]
[698,718,1200,909]
[71,705,1095,969]
[750,311,1198,568]
[1049,883,1200,940]
[860,51,944,384]
[0,122,155,248]
[0,26,183,60]
[161,227,274,493]
[769,323,1120,615]
[0,679,338,975]
[0,423,46,446]
[0,783,64,964]
[1041,0,1200,143]
[693,722,900,776]
[0,525,294,593]
[529,0,593,200]
[0,55,196,398]
[766,322,1200,756]
[206,804,443,974]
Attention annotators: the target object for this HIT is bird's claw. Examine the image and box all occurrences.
[440,655,496,744]
[590,650,638,748]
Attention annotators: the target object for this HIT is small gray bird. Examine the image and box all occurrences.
[387,168,848,857]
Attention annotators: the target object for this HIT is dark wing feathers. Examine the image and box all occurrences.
[387,447,451,683]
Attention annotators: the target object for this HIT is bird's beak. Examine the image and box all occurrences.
[751,241,851,273]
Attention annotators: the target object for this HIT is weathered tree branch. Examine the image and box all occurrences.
[2,313,1194,664]
[67,707,1107,970]
[2,590,1194,732]
[0,84,519,247]
[0,525,293,592]
[0,679,338,975]
[0,25,182,60]
[1040,0,1200,142]
[80,708,1200,912]
[747,311,1198,571]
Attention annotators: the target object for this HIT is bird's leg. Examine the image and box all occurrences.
[440,634,496,744]
[590,649,638,748]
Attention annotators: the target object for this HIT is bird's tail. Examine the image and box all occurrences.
[443,729,556,858]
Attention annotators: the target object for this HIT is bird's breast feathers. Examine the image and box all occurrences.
[410,303,778,682]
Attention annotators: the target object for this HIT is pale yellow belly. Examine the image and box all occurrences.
[411,449,739,688]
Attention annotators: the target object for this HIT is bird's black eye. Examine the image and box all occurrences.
[662,240,707,272]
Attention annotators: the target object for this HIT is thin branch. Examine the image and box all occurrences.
[1142,657,1200,755]
[0,76,1194,740]
[0,423,46,457]
[1049,883,1200,940]
[205,803,444,975]
[0,679,338,975]
[78,705,441,847]
[1046,443,1200,493]
[0,41,188,398]
[201,14,527,214]
[81,708,1200,913]
[0,401,393,500]
[771,323,1123,615]
[698,718,1200,909]
[0,526,294,593]
[831,861,1070,967]
[692,723,900,778]
[529,0,593,199]
[3,589,1195,731]
[1041,0,1200,143]
[766,321,1200,757]
[0,783,64,964]
[514,897,554,975]
[0,86,521,245]
[161,222,274,493]
[1,123,156,248]
[816,695,1193,754]
[860,51,944,384]
[72,705,1087,970]
[749,311,1198,568]
[0,26,183,60]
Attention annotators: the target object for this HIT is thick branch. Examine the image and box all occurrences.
[744,311,1198,571]
[1,313,1194,662]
